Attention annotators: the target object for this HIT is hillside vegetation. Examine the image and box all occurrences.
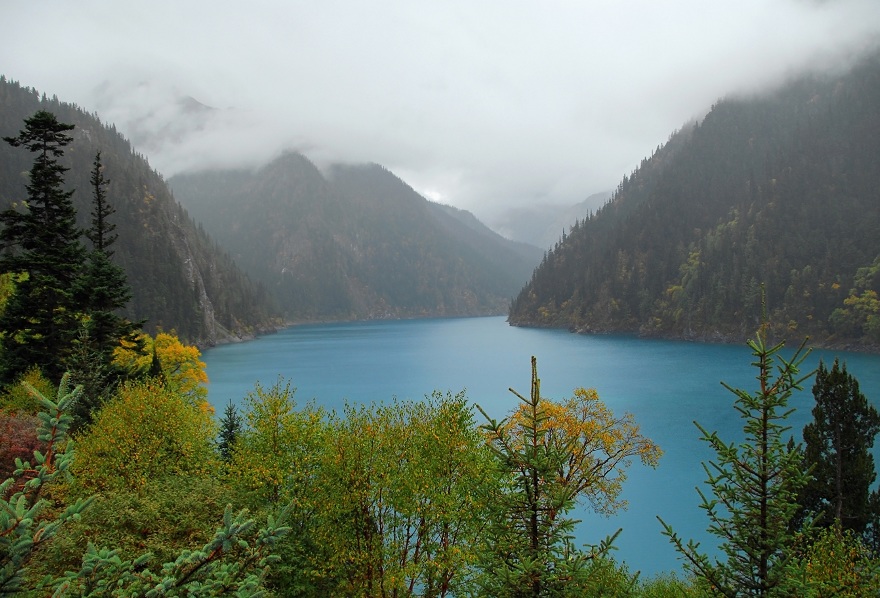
[509,53,880,348]
[0,77,280,345]
[170,157,542,321]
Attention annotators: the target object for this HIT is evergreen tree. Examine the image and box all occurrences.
[148,342,165,381]
[799,359,880,541]
[0,372,290,595]
[660,328,814,597]
[476,357,660,597]
[0,111,85,384]
[65,327,113,432]
[218,399,242,462]
[0,373,91,594]
[77,153,136,340]
[70,152,139,423]
[85,151,118,255]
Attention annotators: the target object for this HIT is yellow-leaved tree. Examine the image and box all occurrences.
[798,527,880,595]
[113,331,208,402]
[476,357,662,597]
[505,386,661,516]
[72,379,217,492]
[308,392,497,597]
[223,378,329,594]
[226,377,326,508]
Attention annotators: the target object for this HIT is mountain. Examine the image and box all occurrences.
[169,156,543,321]
[0,76,280,345]
[509,52,880,349]
[488,191,611,249]
[426,202,542,282]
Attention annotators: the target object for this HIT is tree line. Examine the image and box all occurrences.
[0,77,279,346]
[3,331,880,595]
[509,52,880,348]
[2,110,880,595]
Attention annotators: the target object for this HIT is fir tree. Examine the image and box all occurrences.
[0,111,85,384]
[148,343,165,381]
[65,327,113,432]
[70,152,139,423]
[799,359,880,541]
[85,151,118,255]
[218,399,243,462]
[77,153,136,339]
[660,328,814,597]
[0,373,92,594]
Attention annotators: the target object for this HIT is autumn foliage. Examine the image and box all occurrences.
[113,331,209,401]
[72,379,217,492]
[477,357,661,596]
[0,412,41,481]
[501,385,662,515]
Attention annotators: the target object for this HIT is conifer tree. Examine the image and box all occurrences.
[0,111,85,384]
[660,329,814,597]
[1,372,290,595]
[0,373,91,594]
[218,400,243,462]
[477,357,660,597]
[85,151,118,255]
[70,152,139,423]
[798,359,880,540]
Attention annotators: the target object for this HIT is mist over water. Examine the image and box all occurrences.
[202,316,880,576]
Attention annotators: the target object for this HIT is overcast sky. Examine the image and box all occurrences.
[2,1,879,219]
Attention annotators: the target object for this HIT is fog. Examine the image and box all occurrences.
[2,0,878,219]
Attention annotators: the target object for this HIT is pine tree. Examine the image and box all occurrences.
[218,399,243,462]
[0,372,290,595]
[0,111,85,384]
[799,359,880,541]
[660,328,814,597]
[70,152,139,423]
[0,373,92,594]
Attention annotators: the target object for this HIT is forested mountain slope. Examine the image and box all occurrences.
[170,157,543,320]
[0,77,279,345]
[509,53,880,349]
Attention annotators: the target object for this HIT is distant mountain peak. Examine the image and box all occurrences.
[171,154,543,321]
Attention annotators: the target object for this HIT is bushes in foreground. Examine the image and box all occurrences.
[4,343,880,596]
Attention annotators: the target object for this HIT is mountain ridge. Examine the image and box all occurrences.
[170,156,543,321]
[508,52,880,350]
[0,76,281,346]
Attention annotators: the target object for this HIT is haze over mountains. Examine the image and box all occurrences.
[487,191,611,249]
[510,51,880,349]
[0,77,279,345]
[169,157,542,321]
[2,44,880,350]
[0,76,542,339]
[86,76,611,251]
[11,1,877,228]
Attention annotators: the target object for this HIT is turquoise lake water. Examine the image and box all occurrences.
[201,315,880,577]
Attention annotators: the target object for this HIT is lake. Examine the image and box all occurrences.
[201,315,880,577]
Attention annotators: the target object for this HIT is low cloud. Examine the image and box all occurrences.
[2,0,878,219]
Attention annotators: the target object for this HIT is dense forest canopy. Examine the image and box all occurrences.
[3,53,880,594]
[0,76,279,345]
[509,52,880,349]
[170,157,542,321]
